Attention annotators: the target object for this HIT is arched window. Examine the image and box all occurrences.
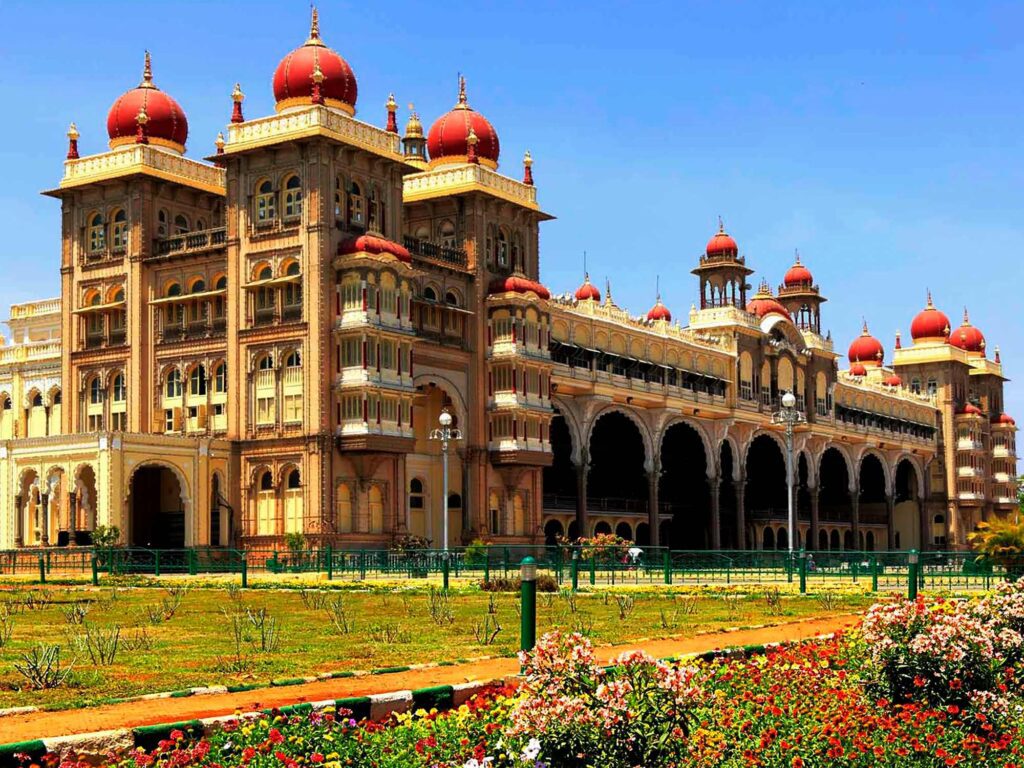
[439,220,456,249]
[174,214,190,235]
[511,232,522,270]
[256,266,275,316]
[1,395,10,410]
[157,209,169,238]
[283,468,303,533]
[260,471,273,491]
[189,365,207,396]
[190,279,206,294]
[489,492,502,535]
[348,181,364,226]
[287,469,301,489]
[213,362,227,393]
[165,369,182,398]
[283,262,302,311]
[112,374,126,402]
[89,376,104,404]
[283,175,302,220]
[409,478,424,510]
[423,286,437,302]
[445,291,460,307]
[369,485,384,533]
[88,213,105,253]
[497,229,509,267]
[285,351,301,368]
[334,177,344,221]
[256,180,275,223]
[213,275,226,319]
[414,225,430,241]
[336,483,353,533]
[111,209,128,250]
[31,392,43,407]
[215,275,227,291]
[258,354,274,370]
[52,390,61,405]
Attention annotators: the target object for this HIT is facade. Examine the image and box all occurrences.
[0,10,1016,552]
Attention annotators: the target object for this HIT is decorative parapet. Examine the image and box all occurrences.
[9,299,61,320]
[53,146,225,196]
[835,372,936,407]
[968,356,1004,378]
[225,105,402,160]
[800,330,834,354]
[892,343,970,367]
[403,164,541,211]
[0,341,62,366]
[687,304,759,332]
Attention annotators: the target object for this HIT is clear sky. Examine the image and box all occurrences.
[0,1,1021,441]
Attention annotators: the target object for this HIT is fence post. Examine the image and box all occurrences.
[571,549,579,592]
[483,554,490,586]
[663,551,672,585]
[442,554,450,592]
[326,543,333,581]
[798,549,807,594]
[520,557,537,660]
[188,548,197,576]
[870,556,878,593]
[503,547,510,579]
[589,555,596,586]
[38,554,45,584]
[271,549,279,574]
[241,554,248,589]
[46,550,52,575]
[91,555,99,586]
[359,549,366,580]
[908,549,919,601]
[154,549,161,578]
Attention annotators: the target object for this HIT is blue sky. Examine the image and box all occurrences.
[1,1,1022,433]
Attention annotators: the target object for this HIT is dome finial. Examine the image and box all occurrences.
[307,5,324,45]
[862,317,869,335]
[963,306,970,324]
[926,289,933,308]
[231,83,245,123]
[995,346,1002,363]
[215,132,225,154]
[385,93,398,133]
[404,103,423,138]
[66,122,80,160]
[718,215,725,233]
[310,63,325,104]
[140,50,156,89]
[135,103,149,144]
[522,150,534,185]
[794,248,800,264]
[456,73,468,108]
[895,330,902,349]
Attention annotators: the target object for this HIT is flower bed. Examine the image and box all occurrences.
[32,584,1024,768]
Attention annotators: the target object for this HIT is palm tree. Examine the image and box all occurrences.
[969,518,1024,580]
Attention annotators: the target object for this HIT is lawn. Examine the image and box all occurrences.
[0,579,873,711]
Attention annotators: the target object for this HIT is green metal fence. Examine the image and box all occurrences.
[0,545,1007,590]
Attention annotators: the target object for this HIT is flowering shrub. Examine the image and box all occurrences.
[507,631,704,767]
[559,533,633,563]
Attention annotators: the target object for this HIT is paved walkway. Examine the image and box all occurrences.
[0,614,858,743]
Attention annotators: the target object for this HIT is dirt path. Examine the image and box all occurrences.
[0,614,858,744]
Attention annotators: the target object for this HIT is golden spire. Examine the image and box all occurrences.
[306,5,324,46]
[523,150,533,167]
[231,83,245,123]
[386,93,397,111]
[140,50,155,89]
[405,103,424,138]
[963,306,970,324]
[232,82,244,103]
[455,74,469,109]
[67,122,79,141]
[925,289,934,309]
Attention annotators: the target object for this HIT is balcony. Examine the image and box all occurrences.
[957,438,984,451]
[158,318,226,343]
[958,466,981,478]
[403,235,468,269]
[153,227,227,258]
[993,445,1013,459]
[282,304,303,323]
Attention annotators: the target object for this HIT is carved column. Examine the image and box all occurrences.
[647,467,660,547]
[14,494,22,548]
[735,479,747,550]
[40,492,49,546]
[574,458,588,540]
[68,493,78,546]
[709,476,722,550]
[886,493,896,551]
[851,490,860,551]
[809,487,820,551]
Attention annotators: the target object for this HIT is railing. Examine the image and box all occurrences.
[402,235,468,268]
[154,226,227,257]
[0,546,1008,591]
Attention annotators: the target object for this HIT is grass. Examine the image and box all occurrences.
[0,580,875,711]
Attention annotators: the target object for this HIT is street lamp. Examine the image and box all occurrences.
[772,390,805,560]
[429,407,463,553]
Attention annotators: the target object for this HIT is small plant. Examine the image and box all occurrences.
[479,575,558,593]
[464,538,490,566]
[0,607,14,649]
[92,525,121,548]
[369,621,409,644]
[219,607,251,673]
[225,583,244,608]
[541,593,556,611]
[659,608,679,630]
[146,586,187,625]
[80,623,121,666]
[300,590,329,611]
[246,607,281,653]
[571,611,595,637]
[817,591,840,612]
[560,590,580,615]
[22,592,51,611]
[614,594,636,621]
[14,644,73,689]
[676,595,699,615]
[724,594,743,621]
[487,593,498,615]
[62,603,90,625]
[428,586,454,626]
[323,594,353,634]
[473,612,502,645]
[764,587,784,616]
[121,627,153,652]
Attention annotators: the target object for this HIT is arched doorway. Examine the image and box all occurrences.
[594,520,612,535]
[746,434,787,549]
[544,518,564,546]
[587,411,646,535]
[894,459,923,549]
[129,465,186,548]
[615,521,633,541]
[74,465,98,545]
[859,453,887,549]
[820,448,852,538]
[659,422,710,549]
[542,411,576,522]
[635,522,650,546]
[719,442,738,547]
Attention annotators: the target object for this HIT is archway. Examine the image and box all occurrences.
[129,465,186,548]
[894,459,923,549]
[594,521,612,535]
[659,422,710,549]
[818,528,828,550]
[719,441,738,547]
[819,448,852,529]
[587,411,646,532]
[74,465,98,545]
[19,470,40,546]
[746,434,787,548]
[542,411,576,522]
[635,522,651,546]
[859,453,887,548]
[544,518,564,546]
[615,521,633,541]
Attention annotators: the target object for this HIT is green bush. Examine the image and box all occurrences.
[480,574,558,593]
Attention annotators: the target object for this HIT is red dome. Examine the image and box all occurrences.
[338,234,410,263]
[706,222,738,257]
[993,413,1016,426]
[783,256,813,287]
[272,9,357,115]
[949,308,985,354]
[884,374,902,387]
[488,273,549,300]
[427,77,500,169]
[746,296,791,320]
[910,293,951,342]
[848,322,884,366]
[850,362,868,377]
[957,403,983,416]
[106,53,188,153]
[574,274,601,302]
[647,298,671,322]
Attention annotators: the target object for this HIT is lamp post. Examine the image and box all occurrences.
[429,408,463,589]
[772,391,805,564]
[520,556,538,655]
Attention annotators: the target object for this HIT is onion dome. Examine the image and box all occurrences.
[910,291,951,343]
[107,52,188,153]
[574,273,601,302]
[948,307,986,355]
[993,413,1016,426]
[338,234,410,263]
[405,106,424,138]
[884,374,902,387]
[273,8,357,115]
[745,280,791,320]
[706,219,739,257]
[647,296,671,322]
[783,253,814,288]
[956,403,983,416]
[848,321,884,366]
[488,272,550,300]
[427,76,500,170]
[850,362,868,377]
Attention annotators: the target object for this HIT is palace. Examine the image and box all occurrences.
[0,10,1016,553]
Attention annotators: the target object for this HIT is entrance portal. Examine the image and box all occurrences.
[130,466,186,548]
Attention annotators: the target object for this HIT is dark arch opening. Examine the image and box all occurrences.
[543,518,564,546]
[660,422,709,549]
[820,448,852,525]
[746,434,787,547]
[130,466,185,548]
[615,521,633,540]
[763,527,775,549]
[859,453,887,545]
[635,522,650,546]
[719,441,738,547]
[818,529,828,550]
[542,412,576,519]
[594,520,612,535]
[587,412,647,529]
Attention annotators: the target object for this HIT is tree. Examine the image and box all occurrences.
[969,518,1024,580]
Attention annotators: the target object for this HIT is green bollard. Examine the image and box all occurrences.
[241,555,248,589]
[484,556,490,586]
[589,555,596,586]
[154,549,161,577]
[870,556,878,593]
[520,557,537,659]
[188,548,197,576]
[571,550,579,592]
[271,550,279,574]
[442,554,450,592]
[798,549,807,594]
[359,550,366,580]
[664,551,672,585]
[38,554,45,584]
[326,544,333,581]
[91,555,99,586]
[908,549,919,601]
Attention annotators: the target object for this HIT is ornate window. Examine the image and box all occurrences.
[89,376,104,405]
[157,209,169,238]
[440,220,457,249]
[409,478,424,510]
[348,182,364,227]
[497,229,509,268]
[165,368,182,399]
[88,213,105,254]
[112,374,126,402]
[111,209,128,251]
[283,175,302,220]
[255,180,275,223]
[283,262,302,313]
[173,214,190,235]
[214,362,227,393]
[189,365,207,397]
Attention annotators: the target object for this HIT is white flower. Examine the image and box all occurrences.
[521,737,542,762]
